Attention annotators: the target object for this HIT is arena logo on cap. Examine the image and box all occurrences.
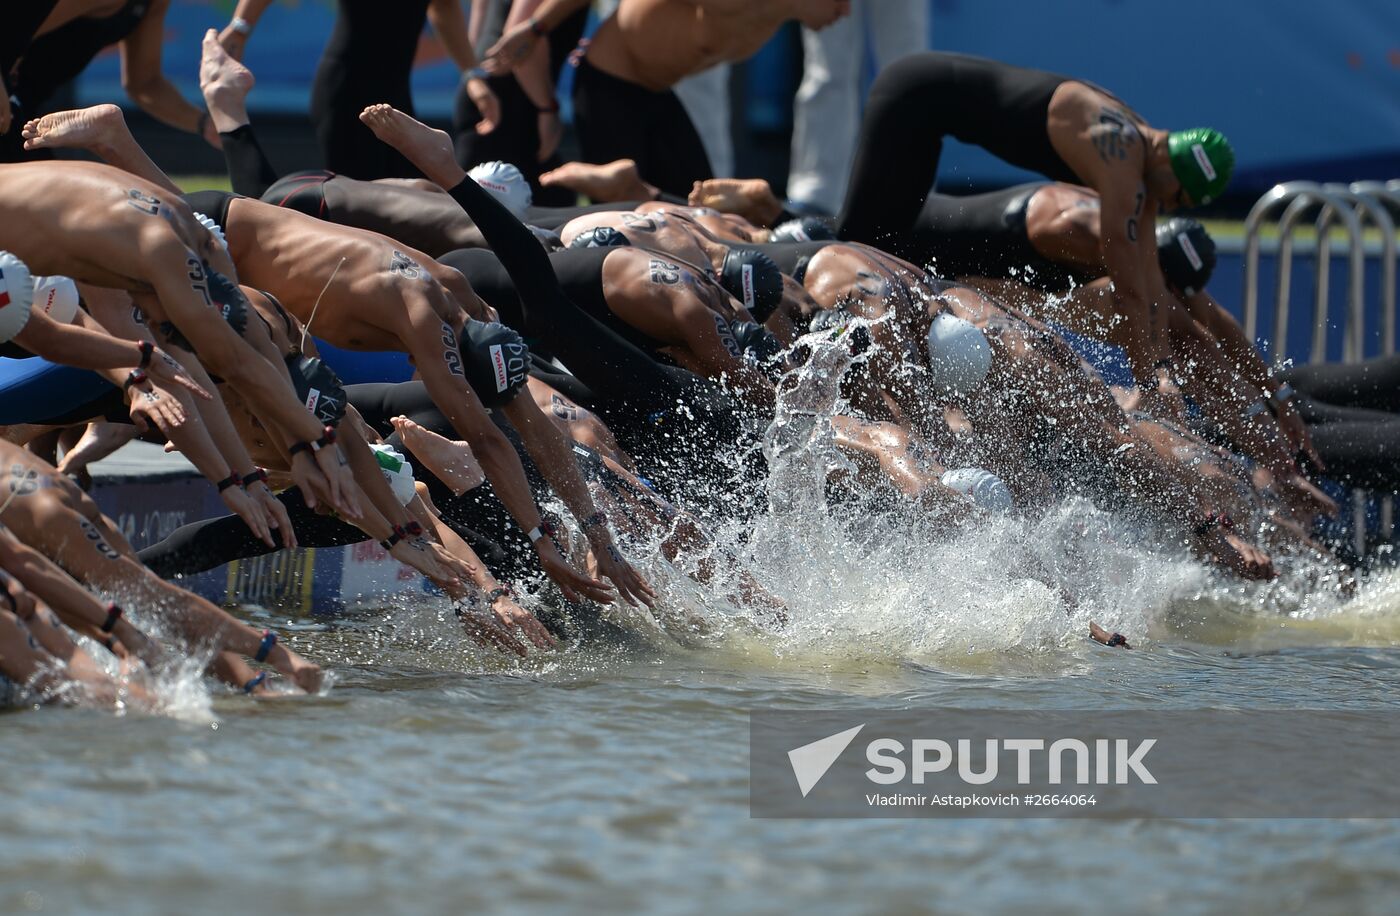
[1191,143,1217,181]
[490,344,509,392]
[1176,233,1204,271]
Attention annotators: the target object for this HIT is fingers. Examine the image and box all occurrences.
[262,492,296,549]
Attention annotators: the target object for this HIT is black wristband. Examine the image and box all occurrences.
[123,369,148,391]
[581,510,608,531]
[528,16,547,35]
[216,473,243,493]
[487,584,514,604]
[137,340,154,369]
[242,468,268,488]
[101,603,123,634]
[405,520,424,538]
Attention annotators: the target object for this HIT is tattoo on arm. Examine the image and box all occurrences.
[391,251,425,280]
[550,394,580,421]
[714,314,741,359]
[186,258,213,306]
[648,258,682,286]
[1089,107,1140,164]
[126,189,161,215]
[620,213,658,232]
[440,322,464,377]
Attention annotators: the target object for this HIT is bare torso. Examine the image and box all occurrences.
[587,0,798,90]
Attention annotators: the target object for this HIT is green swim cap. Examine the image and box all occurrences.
[1168,128,1235,206]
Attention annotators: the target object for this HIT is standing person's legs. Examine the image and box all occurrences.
[787,11,862,214]
[674,64,733,178]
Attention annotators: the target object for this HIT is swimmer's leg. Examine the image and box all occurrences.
[199,28,279,197]
[21,103,182,195]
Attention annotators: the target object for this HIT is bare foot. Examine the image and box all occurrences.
[539,159,652,203]
[358,103,463,188]
[21,103,125,152]
[391,416,484,495]
[688,178,784,227]
[199,28,255,134]
[1089,621,1131,649]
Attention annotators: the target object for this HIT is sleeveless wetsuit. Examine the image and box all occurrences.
[911,184,1089,291]
[837,52,1079,252]
[310,0,430,179]
[1,0,147,162]
[436,166,751,494]
[182,189,241,235]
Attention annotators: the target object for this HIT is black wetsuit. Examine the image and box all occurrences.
[1,0,145,163]
[311,0,430,179]
[453,0,587,208]
[436,168,752,496]
[1280,356,1400,493]
[571,55,712,198]
[838,52,1081,251]
[912,184,1089,290]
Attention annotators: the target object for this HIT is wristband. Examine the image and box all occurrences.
[581,510,608,531]
[1269,382,1296,407]
[528,16,547,35]
[289,426,338,458]
[380,525,407,551]
[216,472,243,493]
[405,520,424,538]
[229,16,252,35]
[137,339,154,369]
[464,66,489,82]
[254,629,277,663]
[101,603,123,634]
[536,98,561,113]
[242,468,268,488]
[123,369,148,391]
[487,584,514,604]
[527,517,560,544]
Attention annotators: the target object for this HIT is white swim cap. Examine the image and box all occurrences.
[31,275,80,325]
[939,467,1013,512]
[468,161,532,219]
[925,313,991,394]
[0,251,35,345]
[371,443,417,506]
[193,212,228,251]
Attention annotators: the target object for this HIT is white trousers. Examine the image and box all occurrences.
[787,0,930,214]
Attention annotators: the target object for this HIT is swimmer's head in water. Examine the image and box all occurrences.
[720,249,784,323]
[458,319,530,408]
[31,275,79,326]
[1167,128,1234,207]
[769,217,837,243]
[569,227,630,249]
[1156,217,1216,296]
[0,251,34,344]
[286,353,347,427]
[925,312,991,395]
[468,161,533,219]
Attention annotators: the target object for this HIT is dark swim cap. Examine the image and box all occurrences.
[159,266,248,353]
[459,319,530,408]
[1167,128,1234,206]
[569,227,631,249]
[770,217,837,243]
[730,320,783,363]
[1156,217,1216,295]
[285,353,347,426]
[719,249,784,323]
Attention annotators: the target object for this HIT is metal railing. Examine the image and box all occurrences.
[1242,180,1399,553]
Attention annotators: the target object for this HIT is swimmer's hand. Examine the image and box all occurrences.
[464,77,500,136]
[388,537,455,591]
[247,480,296,549]
[143,345,213,400]
[585,537,656,609]
[456,591,557,656]
[315,445,363,519]
[221,482,279,548]
[1089,622,1132,649]
[482,21,539,75]
[126,379,188,436]
[534,537,617,605]
[1191,524,1276,581]
[288,449,357,517]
